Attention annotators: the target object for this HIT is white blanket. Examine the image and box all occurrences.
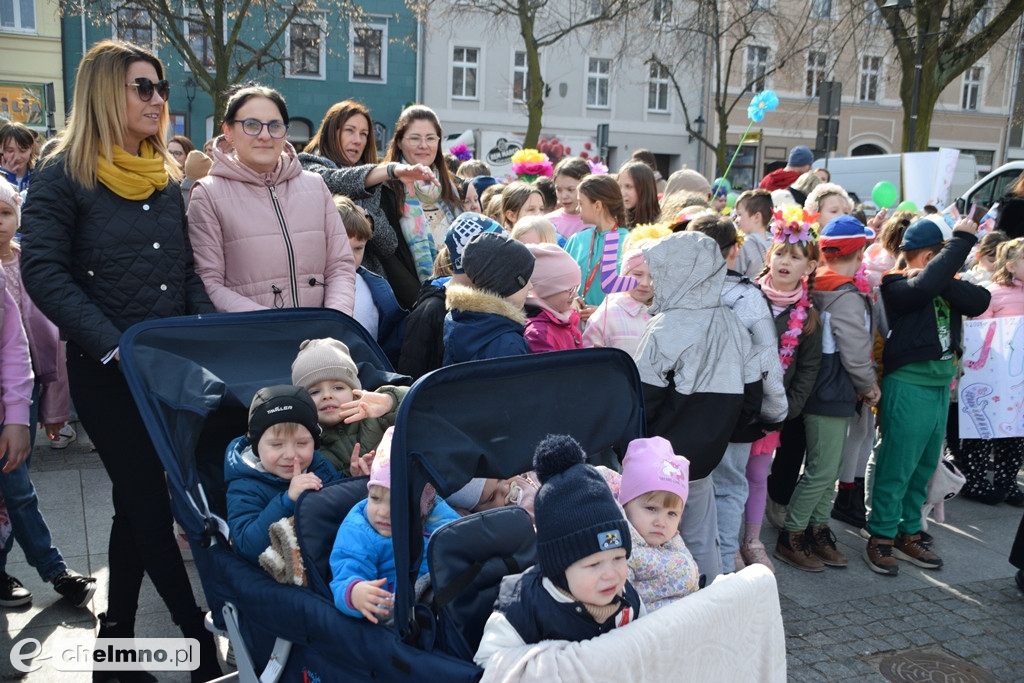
[481,564,786,683]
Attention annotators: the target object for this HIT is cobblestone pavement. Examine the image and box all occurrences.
[3,425,1023,681]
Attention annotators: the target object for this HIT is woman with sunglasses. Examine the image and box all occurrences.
[187,84,356,313]
[382,105,463,284]
[20,40,222,681]
[300,101,436,309]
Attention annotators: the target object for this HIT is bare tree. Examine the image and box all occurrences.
[875,0,1024,152]
[409,0,650,148]
[62,0,365,122]
[643,1,853,176]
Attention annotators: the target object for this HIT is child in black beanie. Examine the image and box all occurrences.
[473,434,645,667]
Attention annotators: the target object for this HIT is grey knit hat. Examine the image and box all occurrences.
[290,338,362,391]
[461,232,535,298]
[532,434,631,581]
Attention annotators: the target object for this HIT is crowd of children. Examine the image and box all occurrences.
[8,105,1022,670]
[210,147,1024,669]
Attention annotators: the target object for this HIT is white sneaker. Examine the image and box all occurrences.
[49,424,77,450]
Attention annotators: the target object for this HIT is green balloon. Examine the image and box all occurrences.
[713,177,732,194]
[871,181,898,208]
[896,200,918,213]
[725,191,739,209]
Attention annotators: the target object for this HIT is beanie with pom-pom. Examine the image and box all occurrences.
[532,434,631,580]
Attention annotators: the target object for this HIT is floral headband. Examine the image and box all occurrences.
[771,205,819,245]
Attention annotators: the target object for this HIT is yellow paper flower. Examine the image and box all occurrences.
[511,148,546,164]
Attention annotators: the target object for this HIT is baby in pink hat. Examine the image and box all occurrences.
[329,427,459,624]
[603,436,700,610]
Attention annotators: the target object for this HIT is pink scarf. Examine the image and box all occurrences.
[757,272,803,306]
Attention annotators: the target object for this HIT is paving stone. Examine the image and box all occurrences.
[813,659,857,680]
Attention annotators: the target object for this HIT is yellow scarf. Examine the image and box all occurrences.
[96,140,169,200]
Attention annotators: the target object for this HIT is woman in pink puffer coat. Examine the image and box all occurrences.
[188,85,355,314]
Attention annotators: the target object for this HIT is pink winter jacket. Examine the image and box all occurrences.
[187,138,355,314]
[523,304,582,353]
[975,279,1024,319]
[5,245,69,424]
[0,267,33,428]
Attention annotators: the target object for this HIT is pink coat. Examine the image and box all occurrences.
[187,138,355,314]
[0,267,32,427]
[524,307,582,353]
[5,245,69,424]
[976,279,1024,319]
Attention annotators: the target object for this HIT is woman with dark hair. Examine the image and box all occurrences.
[299,100,435,309]
[19,40,221,680]
[166,134,195,171]
[383,105,463,283]
[187,84,356,314]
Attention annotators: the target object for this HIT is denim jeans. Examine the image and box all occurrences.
[0,438,66,582]
[680,476,722,583]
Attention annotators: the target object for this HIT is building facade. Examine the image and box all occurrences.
[417,3,704,178]
[708,1,1024,187]
[1,0,66,134]
[59,0,418,150]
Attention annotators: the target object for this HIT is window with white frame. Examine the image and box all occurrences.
[962,66,983,110]
[648,63,670,113]
[587,57,611,108]
[113,5,155,49]
[512,51,529,103]
[350,17,387,82]
[745,46,768,92]
[863,0,884,26]
[652,0,672,23]
[750,0,774,11]
[1,0,35,30]
[452,47,479,99]
[184,4,215,72]
[589,0,604,18]
[806,51,826,97]
[858,55,881,102]
[286,14,325,79]
[810,0,831,19]
[969,7,988,34]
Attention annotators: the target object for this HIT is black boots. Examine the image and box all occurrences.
[831,479,867,528]
[177,610,223,683]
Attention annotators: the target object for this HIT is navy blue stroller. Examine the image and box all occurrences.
[119,308,644,681]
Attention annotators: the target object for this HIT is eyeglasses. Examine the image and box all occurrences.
[404,134,439,147]
[125,77,171,102]
[229,118,289,139]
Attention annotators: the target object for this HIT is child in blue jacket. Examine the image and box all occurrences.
[330,426,459,622]
[225,385,338,564]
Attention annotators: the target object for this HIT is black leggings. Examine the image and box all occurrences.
[959,437,1024,495]
[68,344,202,626]
[767,415,807,506]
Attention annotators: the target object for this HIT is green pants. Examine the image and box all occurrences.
[785,414,850,531]
[867,376,948,538]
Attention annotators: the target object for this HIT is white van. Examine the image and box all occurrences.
[953,161,1024,216]
[813,151,978,208]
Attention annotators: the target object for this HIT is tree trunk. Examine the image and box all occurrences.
[519,11,543,148]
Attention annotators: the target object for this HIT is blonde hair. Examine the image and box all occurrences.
[631,490,683,510]
[432,245,453,278]
[263,422,303,439]
[511,216,558,244]
[623,223,672,251]
[333,195,372,241]
[791,171,822,196]
[805,182,853,215]
[992,238,1024,287]
[50,40,177,188]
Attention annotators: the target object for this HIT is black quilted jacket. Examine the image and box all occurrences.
[20,155,215,361]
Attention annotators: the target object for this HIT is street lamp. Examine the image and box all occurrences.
[184,77,197,138]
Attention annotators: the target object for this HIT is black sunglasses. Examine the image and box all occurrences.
[126,77,171,102]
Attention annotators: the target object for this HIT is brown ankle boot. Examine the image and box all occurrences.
[894,532,943,569]
[808,524,848,567]
[773,529,825,572]
[863,535,899,576]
